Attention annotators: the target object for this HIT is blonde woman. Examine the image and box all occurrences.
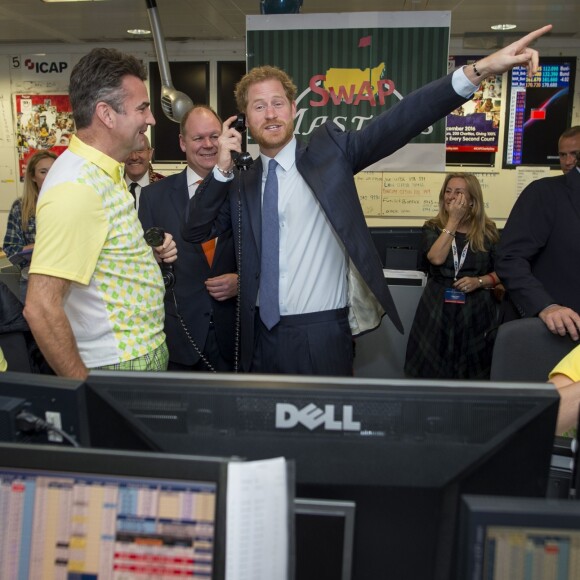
[3,150,57,303]
[405,173,501,379]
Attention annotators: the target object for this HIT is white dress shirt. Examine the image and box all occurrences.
[124,174,150,210]
[210,66,480,314]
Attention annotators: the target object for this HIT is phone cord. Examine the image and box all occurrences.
[169,288,216,373]
[233,181,243,373]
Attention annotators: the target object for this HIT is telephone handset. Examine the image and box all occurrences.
[144,227,176,290]
[231,113,253,171]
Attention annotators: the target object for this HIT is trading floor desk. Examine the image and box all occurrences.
[354,270,426,379]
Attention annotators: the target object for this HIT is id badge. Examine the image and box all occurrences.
[444,288,466,304]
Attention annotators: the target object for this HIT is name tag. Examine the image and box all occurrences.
[444,288,466,304]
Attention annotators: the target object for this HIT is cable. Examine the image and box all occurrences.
[15,411,80,447]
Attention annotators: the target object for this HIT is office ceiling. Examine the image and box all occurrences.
[0,0,577,47]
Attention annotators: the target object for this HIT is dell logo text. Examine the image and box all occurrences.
[275,403,361,431]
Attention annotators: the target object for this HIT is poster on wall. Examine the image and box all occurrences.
[446,56,503,153]
[14,93,75,180]
[246,12,450,172]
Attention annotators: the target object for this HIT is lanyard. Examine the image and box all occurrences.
[451,238,469,281]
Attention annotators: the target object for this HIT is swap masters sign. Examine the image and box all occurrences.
[246,12,450,171]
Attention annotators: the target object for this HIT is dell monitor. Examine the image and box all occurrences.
[84,371,559,580]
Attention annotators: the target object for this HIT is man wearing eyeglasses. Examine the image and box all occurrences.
[124,135,165,209]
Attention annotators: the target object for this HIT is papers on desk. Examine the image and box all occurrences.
[226,457,290,580]
[383,269,427,287]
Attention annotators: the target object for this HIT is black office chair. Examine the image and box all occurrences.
[490,318,577,382]
[0,281,39,373]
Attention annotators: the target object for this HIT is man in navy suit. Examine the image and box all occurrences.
[140,106,238,371]
[183,26,551,376]
[496,155,580,341]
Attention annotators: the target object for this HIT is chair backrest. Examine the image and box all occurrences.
[490,318,576,382]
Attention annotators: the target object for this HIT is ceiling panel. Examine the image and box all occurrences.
[0,0,576,45]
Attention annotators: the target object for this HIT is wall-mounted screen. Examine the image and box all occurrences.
[503,57,576,169]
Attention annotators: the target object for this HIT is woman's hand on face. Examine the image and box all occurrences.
[447,193,469,223]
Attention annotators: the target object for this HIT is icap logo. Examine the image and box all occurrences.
[24,58,68,74]
[275,403,361,431]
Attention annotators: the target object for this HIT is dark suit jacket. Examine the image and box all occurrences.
[182,72,467,371]
[140,169,237,366]
[495,168,580,317]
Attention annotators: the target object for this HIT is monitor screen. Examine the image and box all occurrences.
[370,227,422,269]
[0,371,89,446]
[84,371,559,580]
[458,494,580,579]
[294,498,355,580]
[0,441,229,579]
[503,56,576,168]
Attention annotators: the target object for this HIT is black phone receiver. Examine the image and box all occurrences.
[232,113,253,171]
[144,227,176,290]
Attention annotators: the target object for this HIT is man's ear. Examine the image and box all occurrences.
[95,102,114,129]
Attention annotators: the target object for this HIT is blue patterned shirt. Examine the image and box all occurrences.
[2,198,36,269]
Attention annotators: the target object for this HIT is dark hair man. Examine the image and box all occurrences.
[558,126,580,174]
[496,124,580,340]
[24,48,177,379]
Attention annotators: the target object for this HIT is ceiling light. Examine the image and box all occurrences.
[42,1,110,3]
[128,29,151,36]
[491,24,517,31]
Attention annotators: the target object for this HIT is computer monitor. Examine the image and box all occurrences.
[0,441,230,579]
[458,494,580,579]
[369,227,422,269]
[294,498,355,580]
[84,371,559,580]
[0,371,89,446]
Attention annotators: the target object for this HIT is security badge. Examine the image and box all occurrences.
[444,288,466,304]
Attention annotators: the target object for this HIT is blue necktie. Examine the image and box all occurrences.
[260,159,280,329]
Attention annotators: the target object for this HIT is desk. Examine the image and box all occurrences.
[353,270,426,379]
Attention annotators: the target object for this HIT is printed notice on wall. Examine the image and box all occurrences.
[515,166,551,198]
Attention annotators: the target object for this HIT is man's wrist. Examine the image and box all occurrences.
[216,164,234,177]
[213,165,234,182]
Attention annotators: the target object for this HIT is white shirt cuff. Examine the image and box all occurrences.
[212,166,234,182]
[452,66,479,99]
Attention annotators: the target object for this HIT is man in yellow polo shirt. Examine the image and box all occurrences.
[24,48,177,380]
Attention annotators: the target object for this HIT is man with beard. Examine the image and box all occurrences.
[24,48,176,379]
[183,25,552,376]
